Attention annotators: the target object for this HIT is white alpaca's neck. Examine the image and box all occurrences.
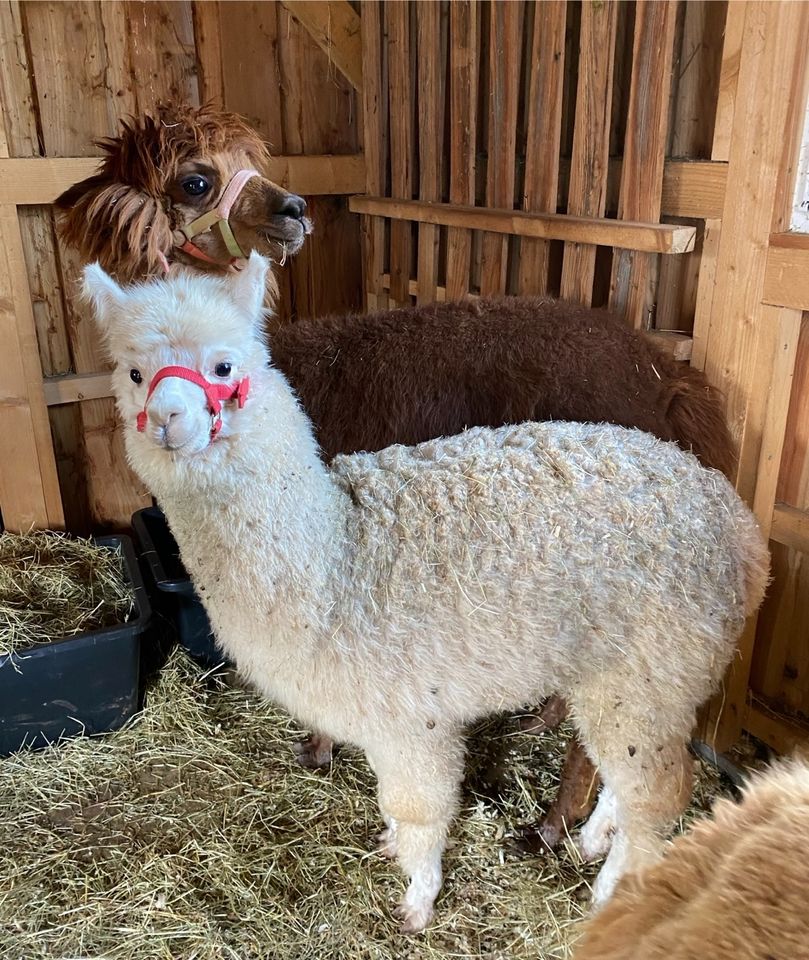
[131,366,351,677]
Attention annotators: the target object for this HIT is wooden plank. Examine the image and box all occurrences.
[712,0,745,163]
[358,0,385,311]
[763,239,809,312]
[445,0,478,301]
[359,0,388,311]
[43,372,113,407]
[480,0,521,296]
[349,196,696,253]
[192,0,225,105]
[771,503,809,554]
[559,0,618,305]
[415,2,441,305]
[751,306,803,538]
[697,0,808,751]
[0,203,64,530]
[125,1,199,112]
[279,0,363,91]
[275,2,362,321]
[0,153,367,204]
[386,2,413,306]
[609,0,677,328]
[518,1,566,296]
[745,700,809,755]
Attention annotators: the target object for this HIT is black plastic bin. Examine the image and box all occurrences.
[132,507,229,668]
[0,535,150,756]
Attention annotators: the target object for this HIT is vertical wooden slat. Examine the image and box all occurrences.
[691,0,743,371]
[479,0,521,297]
[386,2,413,306]
[656,0,727,334]
[518,0,566,296]
[696,0,807,750]
[445,0,477,301]
[192,0,226,105]
[360,0,388,312]
[415,2,441,305]
[748,307,802,699]
[276,2,362,320]
[559,0,617,306]
[0,203,64,531]
[609,0,677,329]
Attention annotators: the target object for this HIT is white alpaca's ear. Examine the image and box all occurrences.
[229,251,269,323]
[81,263,127,335]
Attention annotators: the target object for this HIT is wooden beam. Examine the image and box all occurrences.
[745,699,809,755]
[349,196,696,254]
[0,154,367,204]
[763,233,809,311]
[279,1,362,92]
[771,503,809,554]
[43,372,113,406]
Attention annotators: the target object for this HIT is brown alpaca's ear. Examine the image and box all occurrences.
[55,172,173,282]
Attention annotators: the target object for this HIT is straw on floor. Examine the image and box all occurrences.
[0,648,729,960]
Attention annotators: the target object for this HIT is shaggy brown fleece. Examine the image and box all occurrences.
[273,295,736,477]
[54,103,304,285]
[573,758,809,960]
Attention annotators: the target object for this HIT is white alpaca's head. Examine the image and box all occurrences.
[83,252,269,459]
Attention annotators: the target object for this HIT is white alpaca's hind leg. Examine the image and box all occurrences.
[393,823,445,933]
[577,786,617,862]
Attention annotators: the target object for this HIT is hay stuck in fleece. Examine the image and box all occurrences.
[0,650,730,960]
[0,531,134,659]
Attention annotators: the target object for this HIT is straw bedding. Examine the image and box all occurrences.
[0,531,134,659]
[0,649,730,960]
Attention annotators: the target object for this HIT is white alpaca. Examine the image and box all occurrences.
[83,254,769,933]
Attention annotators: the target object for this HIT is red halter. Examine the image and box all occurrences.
[136,365,250,440]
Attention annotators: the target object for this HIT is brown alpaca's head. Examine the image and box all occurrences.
[55,104,312,284]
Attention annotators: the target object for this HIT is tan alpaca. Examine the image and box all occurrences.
[574,758,809,960]
[83,254,769,933]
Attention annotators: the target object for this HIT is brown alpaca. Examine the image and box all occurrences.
[54,103,311,295]
[573,758,809,960]
[56,106,736,857]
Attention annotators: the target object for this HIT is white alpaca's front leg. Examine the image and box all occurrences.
[367,735,464,933]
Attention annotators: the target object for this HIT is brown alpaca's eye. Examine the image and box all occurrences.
[130,369,143,385]
[182,175,210,197]
[214,362,232,378]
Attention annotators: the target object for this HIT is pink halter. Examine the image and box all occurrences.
[136,365,250,440]
[161,168,259,273]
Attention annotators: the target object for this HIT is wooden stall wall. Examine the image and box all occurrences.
[350,0,809,754]
[2,0,809,755]
[0,0,363,534]
[352,0,728,355]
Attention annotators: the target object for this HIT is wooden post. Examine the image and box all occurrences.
[696,0,808,750]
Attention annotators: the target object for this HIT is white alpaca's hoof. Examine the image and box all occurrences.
[376,827,398,859]
[393,899,433,934]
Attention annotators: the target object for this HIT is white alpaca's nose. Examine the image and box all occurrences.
[148,406,195,450]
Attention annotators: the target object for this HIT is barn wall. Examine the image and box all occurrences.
[1,0,809,754]
[0,0,363,533]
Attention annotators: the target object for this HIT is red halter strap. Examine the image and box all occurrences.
[136,365,250,440]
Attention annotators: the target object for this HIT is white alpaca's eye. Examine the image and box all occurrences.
[214,362,232,378]
[130,369,143,384]
[182,175,210,197]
